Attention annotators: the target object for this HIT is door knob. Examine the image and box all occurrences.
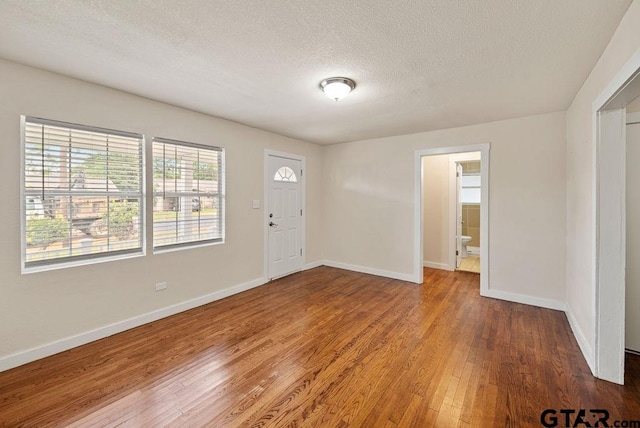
[269,222,278,227]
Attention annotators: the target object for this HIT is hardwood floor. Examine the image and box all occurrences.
[1,267,639,427]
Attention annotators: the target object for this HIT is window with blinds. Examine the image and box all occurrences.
[152,138,224,250]
[461,174,481,204]
[22,117,144,271]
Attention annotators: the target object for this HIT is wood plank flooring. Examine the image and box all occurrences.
[1,266,639,427]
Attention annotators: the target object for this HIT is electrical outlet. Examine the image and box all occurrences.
[155,282,168,291]
[252,199,260,209]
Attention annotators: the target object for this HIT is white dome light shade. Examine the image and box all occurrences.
[320,77,356,101]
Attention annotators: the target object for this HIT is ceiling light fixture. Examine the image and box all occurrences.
[320,77,356,101]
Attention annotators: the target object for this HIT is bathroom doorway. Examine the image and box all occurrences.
[421,152,481,273]
[455,156,482,273]
[415,144,489,292]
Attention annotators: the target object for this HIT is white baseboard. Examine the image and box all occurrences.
[1,260,580,374]
[322,260,416,283]
[481,288,566,312]
[1,260,333,372]
[480,290,596,374]
[316,261,595,377]
[304,260,324,270]
[423,261,454,271]
[565,304,595,375]
[0,277,267,373]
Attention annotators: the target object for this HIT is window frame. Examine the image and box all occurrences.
[274,166,298,182]
[151,137,225,252]
[20,116,146,273]
[460,173,481,204]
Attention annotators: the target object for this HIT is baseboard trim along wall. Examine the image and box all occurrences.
[565,304,596,375]
[1,260,576,373]
[0,276,267,373]
[481,289,566,312]
[323,260,417,283]
[423,261,454,271]
[304,260,324,270]
[1,260,336,372]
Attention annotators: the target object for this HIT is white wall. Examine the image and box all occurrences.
[322,111,566,305]
[0,60,323,368]
[626,121,640,353]
[628,96,640,113]
[565,0,640,370]
[422,155,451,269]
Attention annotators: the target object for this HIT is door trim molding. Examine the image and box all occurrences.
[264,150,306,281]
[591,46,640,384]
[414,143,490,295]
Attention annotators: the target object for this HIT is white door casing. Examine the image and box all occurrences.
[266,153,303,280]
[593,49,640,384]
[456,163,463,268]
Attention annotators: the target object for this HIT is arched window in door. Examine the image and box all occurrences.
[274,166,297,182]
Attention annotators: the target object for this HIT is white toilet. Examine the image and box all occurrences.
[460,235,472,257]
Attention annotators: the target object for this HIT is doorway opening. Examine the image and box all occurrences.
[264,150,305,281]
[421,152,481,274]
[594,50,640,383]
[413,144,490,294]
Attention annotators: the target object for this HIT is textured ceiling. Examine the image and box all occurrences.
[0,0,632,144]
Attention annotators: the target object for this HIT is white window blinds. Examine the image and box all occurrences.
[22,117,144,270]
[152,138,224,250]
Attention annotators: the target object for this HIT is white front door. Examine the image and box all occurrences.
[456,163,463,268]
[268,155,303,279]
